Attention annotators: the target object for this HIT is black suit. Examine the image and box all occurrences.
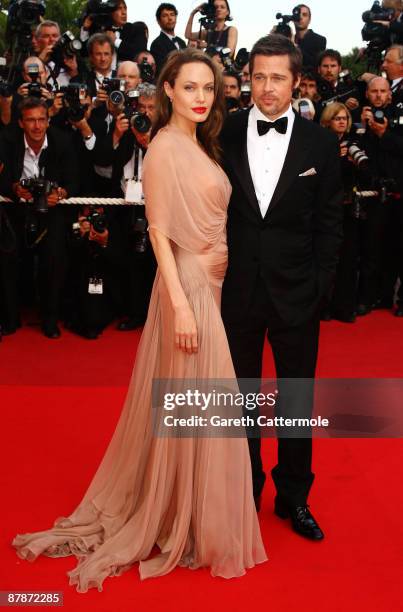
[296,29,326,69]
[150,32,187,74]
[221,109,343,506]
[0,125,79,327]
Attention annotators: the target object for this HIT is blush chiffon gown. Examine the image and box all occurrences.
[12,124,267,592]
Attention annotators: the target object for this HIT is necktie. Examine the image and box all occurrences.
[257,117,288,136]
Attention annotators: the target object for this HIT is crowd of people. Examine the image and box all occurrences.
[0,0,403,341]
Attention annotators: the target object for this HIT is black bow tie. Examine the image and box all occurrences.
[257,117,288,136]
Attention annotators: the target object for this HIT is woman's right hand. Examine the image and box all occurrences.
[174,304,198,354]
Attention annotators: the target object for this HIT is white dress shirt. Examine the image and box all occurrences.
[21,135,48,180]
[247,103,295,218]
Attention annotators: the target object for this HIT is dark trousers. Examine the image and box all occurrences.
[379,198,403,305]
[222,275,319,507]
[331,202,384,315]
[0,205,68,325]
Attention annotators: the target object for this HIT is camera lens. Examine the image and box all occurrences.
[109,90,125,106]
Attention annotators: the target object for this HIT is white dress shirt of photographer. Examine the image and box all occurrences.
[33,21,80,90]
[91,60,142,181]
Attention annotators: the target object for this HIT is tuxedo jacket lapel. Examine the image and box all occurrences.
[228,109,261,217]
[265,114,311,217]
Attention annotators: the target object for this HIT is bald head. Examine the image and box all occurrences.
[117,61,141,91]
[367,76,391,108]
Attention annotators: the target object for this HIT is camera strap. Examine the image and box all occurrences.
[124,146,143,203]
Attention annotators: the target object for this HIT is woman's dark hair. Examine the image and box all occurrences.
[294,4,311,18]
[151,48,225,164]
[249,34,302,83]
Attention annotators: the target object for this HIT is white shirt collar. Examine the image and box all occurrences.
[250,103,294,135]
[162,30,176,40]
[24,134,48,157]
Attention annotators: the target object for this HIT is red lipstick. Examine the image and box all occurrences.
[192,107,207,114]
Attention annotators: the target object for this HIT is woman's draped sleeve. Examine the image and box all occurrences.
[142,128,229,253]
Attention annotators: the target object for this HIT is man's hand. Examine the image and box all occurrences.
[93,87,109,108]
[345,97,360,111]
[113,112,129,146]
[13,182,33,201]
[105,30,117,43]
[131,126,150,149]
[368,116,388,138]
[361,105,374,125]
[49,92,64,117]
[38,44,55,64]
[89,226,108,247]
[47,187,67,207]
[78,214,91,237]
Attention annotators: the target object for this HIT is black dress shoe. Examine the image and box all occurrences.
[332,311,356,323]
[274,499,324,541]
[395,306,403,317]
[356,303,372,316]
[117,317,146,331]
[41,321,61,339]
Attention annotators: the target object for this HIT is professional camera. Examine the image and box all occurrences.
[319,70,359,106]
[86,208,108,233]
[361,1,394,69]
[275,7,302,37]
[102,77,126,103]
[121,90,152,133]
[59,83,89,121]
[199,0,216,31]
[340,141,370,167]
[371,107,387,123]
[26,63,43,97]
[7,0,46,30]
[20,177,57,214]
[0,78,13,97]
[51,31,82,67]
[240,82,252,106]
[138,58,154,84]
[130,214,149,253]
[80,0,119,34]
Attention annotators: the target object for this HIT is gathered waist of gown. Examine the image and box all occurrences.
[171,235,228,288]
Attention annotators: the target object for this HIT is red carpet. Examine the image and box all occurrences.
[1,311,402,611]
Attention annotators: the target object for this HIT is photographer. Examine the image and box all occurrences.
[33,21,87,89]
[317,49,361,115]
[320,103,373,322]
[360,76,403,315]
[2,56,63,126]
[88,59,141,196]
[0,97,78,338]
[185,1,238,57]
[223,70,241,113]
[86,33,116,100]
[294,4,327,69]
[137,82,157,121]
[150,3,187,75]
[371,0,403,44]
[80,0,147,70]
[65,204,124,339]
[382,44,403,102]
[92,93,155,331]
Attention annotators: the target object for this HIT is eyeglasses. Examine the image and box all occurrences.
[332,116,348,121]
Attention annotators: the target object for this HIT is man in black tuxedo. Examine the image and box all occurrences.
[221,34,343,540]
[150,3,187,75]
[294,4,326,69]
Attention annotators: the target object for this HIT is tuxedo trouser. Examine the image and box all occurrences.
[222,275,319,507]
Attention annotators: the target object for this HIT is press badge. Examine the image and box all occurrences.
[88,277,103,295]
[125,179,143,203]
